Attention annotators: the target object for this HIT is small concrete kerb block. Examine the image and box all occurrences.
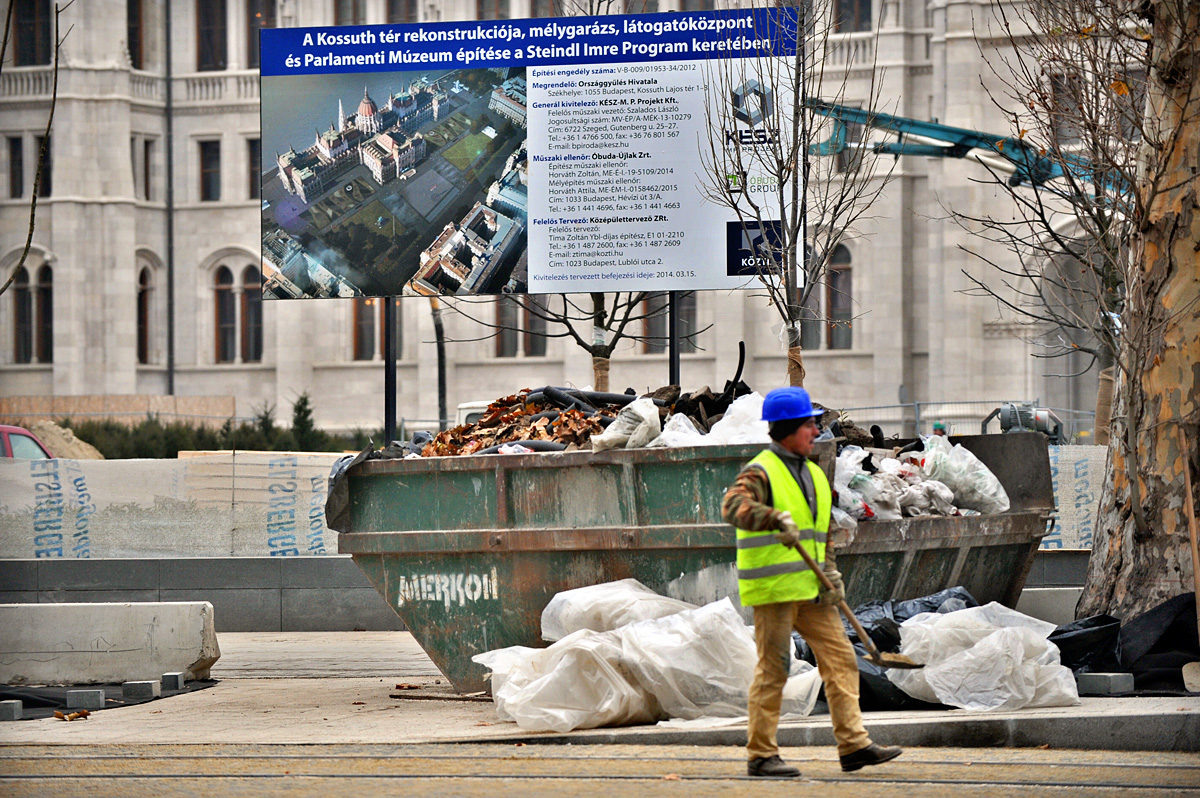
[162,672,186,691]
[123,680,161,700]
[1076,672,1135,696]
[66,690,106,710]
[0,700,21,721]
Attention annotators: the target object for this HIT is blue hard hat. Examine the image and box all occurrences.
[761,387,822,422]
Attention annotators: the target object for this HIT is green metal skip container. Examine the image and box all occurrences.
[332,432,1055,693]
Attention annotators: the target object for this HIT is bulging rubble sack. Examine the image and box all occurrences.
[887,603,1080,711]
[590,397,662,451]
[701,392,769,445]
[620,599,821,721]
[921,435,1010,514]
[540,579,697,642]
[473,630,662,732]
[475,598,821,732]
[647,413,707,448]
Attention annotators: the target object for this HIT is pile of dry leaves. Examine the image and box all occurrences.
[420,390,614,457]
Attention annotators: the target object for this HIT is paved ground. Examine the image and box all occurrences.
[3,743,1199,798]
[1,632,1197,796]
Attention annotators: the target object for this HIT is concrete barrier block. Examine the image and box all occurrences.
[0,602,220,685]
[0,700,21,720]
[122,680,161,699]
[1015,587,1084,627]
[162,672,186,691]
[66,690,106,710]
[1076,672,1135,696]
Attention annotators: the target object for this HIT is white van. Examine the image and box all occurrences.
[455,401,492,426]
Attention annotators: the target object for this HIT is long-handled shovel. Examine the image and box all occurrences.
[790,542,924,669]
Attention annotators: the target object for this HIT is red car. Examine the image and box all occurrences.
[0,425,53,459]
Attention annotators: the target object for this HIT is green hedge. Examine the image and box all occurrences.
[65,393,376,459]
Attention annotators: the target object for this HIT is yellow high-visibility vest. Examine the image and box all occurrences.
[736,450,832,606]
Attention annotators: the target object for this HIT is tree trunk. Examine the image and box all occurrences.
[592,355,610,392]
[787,346,806,387]
[1077,1,1200,620]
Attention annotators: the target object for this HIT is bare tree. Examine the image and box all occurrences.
[697,0,898,386]
[953,0,1198,620]
[0,0,69,298]
[438,291,704,391]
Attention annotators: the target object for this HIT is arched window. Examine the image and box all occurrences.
[827,245,853,350]
[12,267,31,364]
[377,297,402,359]
[137,267,153,364]
[353,297,376,361]
[496,297,546,358]
[496,297,518,357]
[215,266,235,363]
[14,0,52,66]
[34,264,52,363]
[642,292,698,354]
[241,266,263,362]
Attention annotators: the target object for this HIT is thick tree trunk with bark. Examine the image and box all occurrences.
[1077,0,1200,620]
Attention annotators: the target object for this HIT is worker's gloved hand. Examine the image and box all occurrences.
[774,511,801,547]
[818,563,845,606]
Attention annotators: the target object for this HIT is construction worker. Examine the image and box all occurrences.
[932,421,948,436]
[721,386,902,778]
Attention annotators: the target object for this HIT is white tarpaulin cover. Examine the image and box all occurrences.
[540,579,698,642]
[887,603,1080,711]
[474,596,821,733]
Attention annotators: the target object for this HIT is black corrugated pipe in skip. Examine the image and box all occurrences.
[477,440,568,454]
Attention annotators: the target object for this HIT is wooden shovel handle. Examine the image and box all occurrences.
[790,540,888,663]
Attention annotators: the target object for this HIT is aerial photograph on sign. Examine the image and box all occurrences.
[261,67,529,299]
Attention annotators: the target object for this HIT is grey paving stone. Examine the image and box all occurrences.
[66,690,105,710]
[1076,672,1135,696]
[122,680,162,699]
[0,700,21,721]
[162,672,186,691]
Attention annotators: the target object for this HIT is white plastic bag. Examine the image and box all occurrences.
[835,447,874,520]
[702,392,769,445]
[646,413,707,448]
[853,472,904,521]
[887,603,1080,711]
[899,479,957,516]
[475,598,823,732]
[473,629,662,732]
[620,599,821,720]
[922,435,1011,514]
[590,397,662,451]
[540,579,697,642]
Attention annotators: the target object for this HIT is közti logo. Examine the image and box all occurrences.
[726,221,784,277]
[726,79,778,146]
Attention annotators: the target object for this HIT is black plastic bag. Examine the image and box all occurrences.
[1048,614,1121,674]
[1117,593,1199,691]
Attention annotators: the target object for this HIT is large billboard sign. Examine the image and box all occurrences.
[260,9,796,299]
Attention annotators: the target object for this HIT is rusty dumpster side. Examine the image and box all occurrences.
[337,433,1055,693]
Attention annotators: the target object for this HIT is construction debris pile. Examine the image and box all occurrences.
[413,381,753,458]
[834,435,1010,523]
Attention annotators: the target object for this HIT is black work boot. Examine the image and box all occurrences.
[747,755,801,778]
[840,743,903,772]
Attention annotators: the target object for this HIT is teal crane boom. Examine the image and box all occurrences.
[806,99,1127,195]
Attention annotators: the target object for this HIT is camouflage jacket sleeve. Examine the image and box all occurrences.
[721,465,787,532]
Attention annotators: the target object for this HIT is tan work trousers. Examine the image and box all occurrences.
[747,600,871,760]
